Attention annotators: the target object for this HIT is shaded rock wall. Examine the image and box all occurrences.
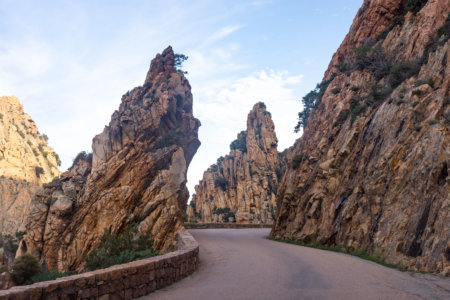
[272,0,449,274]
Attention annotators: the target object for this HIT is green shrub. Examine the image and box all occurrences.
[213,207,235,223]
[18,130,25,138]
[216,156,225,165]
[153,130,184,150]
[32,148,39,157]
[366,84,392,106]
[230,131,247,152]
[38,143,44,153]
[27,140,32,146]
[214,177,228,191]
[42,134,48,142]
[388,61,420,88]
[84,224,158,271]
[376,15,405,41]
[11,254,41,285]
[350,99,367,125]
[438,13,450,38]
[35,166,44,178]
[428,119,439,125]
[291,154,307,169]
[405,0,428,15]
[54,153,62,167]
[30,270,77,283]
[72,151,93,167]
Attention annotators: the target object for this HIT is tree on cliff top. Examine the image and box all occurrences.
[174,53,188,74]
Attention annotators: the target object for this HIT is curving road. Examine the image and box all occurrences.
[141,228,450,300]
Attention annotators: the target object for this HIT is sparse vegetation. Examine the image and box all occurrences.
[30,270,77,284]
[18,130,25,138]
[35,166,44,178]
[349,100,367,125]
[427,119,439,126]
[294,76,335,132]
[213,207,236,223]
[376,15,405,41]
[42,134,48,142]
[72,151,93,167]
[291,154,307,169]
[84,224,159,271]
[32,148,39,157]
[153,130,185,150]
[54,152,62,167]
[230,131,247,152]
[404,0,428,15]
[438,13,450,38]
[388,61,420,88]
[214,176,228,191]
[11,254,41,285]
[217,156,225,165]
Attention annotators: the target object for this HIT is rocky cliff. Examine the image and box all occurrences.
[18,46,201,272]
[0,96,60,235]
[193,102,284,224]
[272,0,449,274]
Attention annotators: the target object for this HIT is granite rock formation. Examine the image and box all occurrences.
[272,0,450,274]
[193,102,284,224]
[18,46,201,272]
[0,96,60,235]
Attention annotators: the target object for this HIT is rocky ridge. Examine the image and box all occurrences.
[272,0,449,274]
[18,47,201,272]
[0,96,60,235]
[193,102,284,224]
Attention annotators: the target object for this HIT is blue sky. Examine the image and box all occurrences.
[0,0,362,197]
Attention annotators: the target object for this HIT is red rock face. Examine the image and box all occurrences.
[18,47,201,272]
[272,0,450,274]
[193,103,286,224]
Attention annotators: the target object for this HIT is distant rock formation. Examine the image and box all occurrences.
[0,96,60,235]
[193,102,285,224]
[18,46,201,272]
[272,0,449,274]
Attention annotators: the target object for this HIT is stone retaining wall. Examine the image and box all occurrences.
[0,231,198,300]
[184,223,272,229]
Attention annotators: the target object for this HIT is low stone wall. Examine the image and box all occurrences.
[184,223,272,229]
[0,230,198,300]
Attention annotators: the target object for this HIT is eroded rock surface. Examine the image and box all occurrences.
[0,96,60,235]
[272,0,449,274]
[193,103,285,224]
[19,47,201,272]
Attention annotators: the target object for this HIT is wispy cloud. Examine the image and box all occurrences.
[204,24,244,46]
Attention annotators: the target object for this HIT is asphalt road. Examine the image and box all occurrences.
[141,228,450,300]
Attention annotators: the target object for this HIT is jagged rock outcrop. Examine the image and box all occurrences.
[18,46,201,272]
[272,0,449,275]
[0,96,60,235]
[193,102,285,224]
